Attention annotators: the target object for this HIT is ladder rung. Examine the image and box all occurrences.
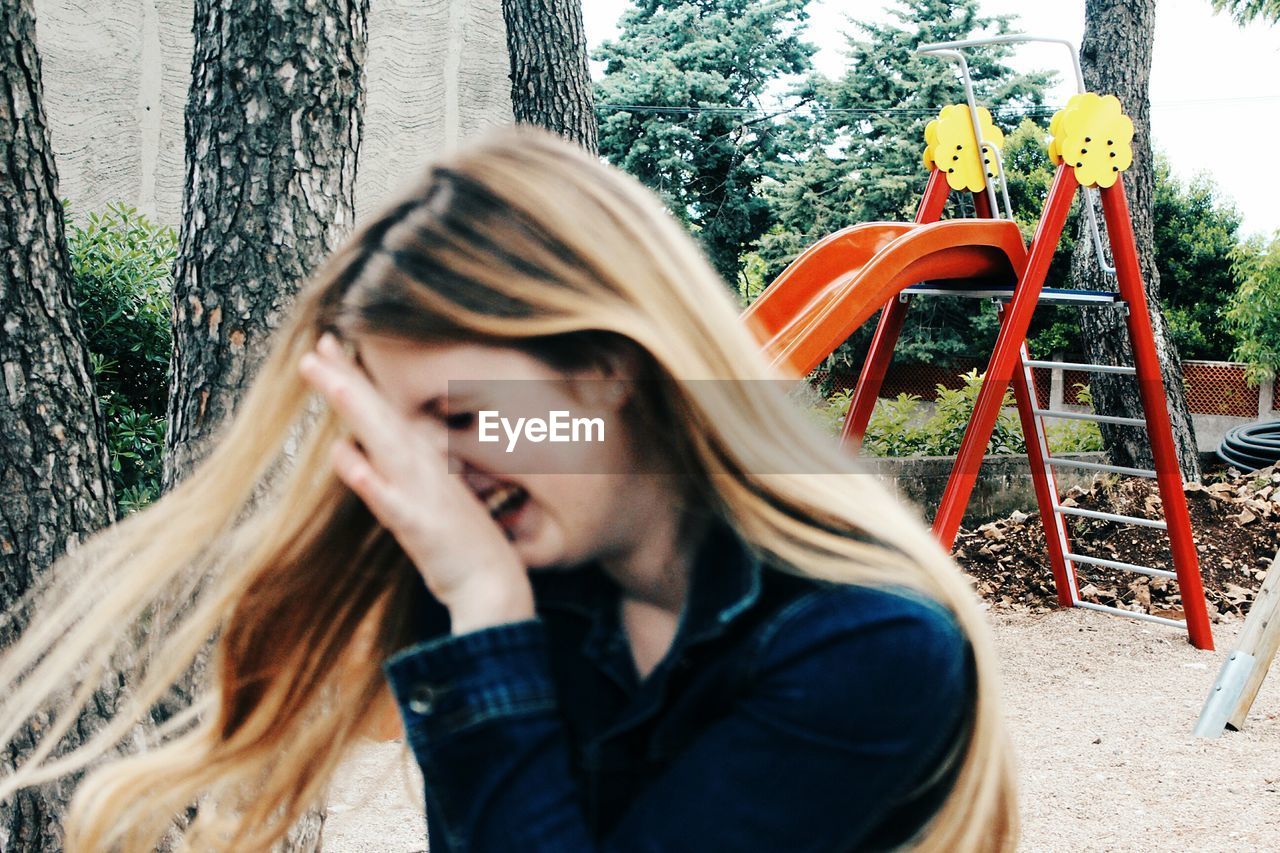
[904,285,1124,305]
[1034,408,1146,427]
[1022,359,1137,375]
[1046,457,1158,478]
[1053,503,1168,529]
[1075,600,1186,629]
[1074,600,1186,629]
[1066,551,1177,580]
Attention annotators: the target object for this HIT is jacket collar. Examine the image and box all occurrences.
[530,516,764,643]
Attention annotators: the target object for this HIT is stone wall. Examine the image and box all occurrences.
[32,0,513,229]
[862,451,1229,526]
[860,452,1110,527]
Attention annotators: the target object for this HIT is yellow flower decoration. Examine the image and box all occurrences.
[1047,93,1134,188]
[922,104,1006,192]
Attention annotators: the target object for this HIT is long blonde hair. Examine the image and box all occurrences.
[0,125,1017,851]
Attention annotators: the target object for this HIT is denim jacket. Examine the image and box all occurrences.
[383,520,976,852]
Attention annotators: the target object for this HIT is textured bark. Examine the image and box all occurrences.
[1073,0,1200,480]
[0,0,119,848]
[501,0,597,152]
[163,0,368,488]
[161,1,369,846]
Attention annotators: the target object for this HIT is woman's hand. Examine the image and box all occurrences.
[297,332,535,633]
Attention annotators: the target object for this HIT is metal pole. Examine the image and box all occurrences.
[916,48,1002,219]
[931,165,1078,548]
[1100,177,1214,651]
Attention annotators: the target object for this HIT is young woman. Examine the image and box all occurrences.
[0,126,1017,851]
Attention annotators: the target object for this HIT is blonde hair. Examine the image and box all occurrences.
[0,125,1017,851]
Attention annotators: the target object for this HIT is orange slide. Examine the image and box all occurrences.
[742,219,1028,376]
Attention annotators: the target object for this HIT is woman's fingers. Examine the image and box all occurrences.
[299,333,404,470]
[330,436,402,528]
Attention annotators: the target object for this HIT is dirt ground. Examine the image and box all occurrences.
[956,465,1280,622]
[322,606,1280,851]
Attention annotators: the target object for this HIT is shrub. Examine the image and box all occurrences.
[815,371,1103,457]
[1044,384,1104,453]
[861,392,929,457]
[1226,236,1280,383]
[66,202,175,514]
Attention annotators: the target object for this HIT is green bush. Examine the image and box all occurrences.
[66,202,175,514]
[929,371,1025,456]
[815,371,1103,456]
[1226,236,1280,383]
[1044,384,1105,454]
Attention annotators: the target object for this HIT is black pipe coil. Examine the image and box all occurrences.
[1216,420,1280,472]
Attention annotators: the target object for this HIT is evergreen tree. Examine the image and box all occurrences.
[1073,0,1199,479]
[503,0,598,151]
[758,0,1050,374]
[1,0,119,845]
[594,0,814,286]
[1152,162,1245,360]
[762,0,1050,276]
[1212,0,1280,24]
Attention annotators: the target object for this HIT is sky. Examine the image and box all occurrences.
[581,1,1280,240]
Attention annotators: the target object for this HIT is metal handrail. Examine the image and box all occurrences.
[917,35,1085,90]
[914,48,1005,219]
[916,34,1117,275]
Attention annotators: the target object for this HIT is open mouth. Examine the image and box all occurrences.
[483,483,530,525]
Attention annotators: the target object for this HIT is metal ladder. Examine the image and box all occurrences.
[892,281,1214,644]
[1014,331,1200,633]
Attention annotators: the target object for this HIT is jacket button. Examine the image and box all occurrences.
[408,683,438,714]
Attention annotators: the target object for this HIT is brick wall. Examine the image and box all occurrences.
[819,359,1271,419]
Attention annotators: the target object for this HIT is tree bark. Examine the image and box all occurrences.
[501,0,598,152]
[161,1,369,846]
[0,1,119,848]
[163,0,369,489]
[1073,0,1201,481]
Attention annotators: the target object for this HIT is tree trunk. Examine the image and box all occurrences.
[1073,0,1201,481]
[0,1,119,848]
[163,0,369,489]
[161,1,369,846]
[501,0,598,152]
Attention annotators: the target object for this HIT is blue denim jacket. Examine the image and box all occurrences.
[383,520,976,852]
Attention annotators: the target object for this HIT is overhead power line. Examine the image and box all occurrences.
[595,94,1280,118]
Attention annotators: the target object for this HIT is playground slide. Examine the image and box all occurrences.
[742,219,1028,376]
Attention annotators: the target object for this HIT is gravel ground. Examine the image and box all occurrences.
[997,609,1280,851]
[323,608,1280,851]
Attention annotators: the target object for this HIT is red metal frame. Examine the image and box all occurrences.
[930,165,1077,547]
[840,169,952,447]
[1100,181,1214,650]
[759,157,1214,649]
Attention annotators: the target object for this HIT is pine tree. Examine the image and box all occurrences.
[1072,0,1200,480]
[594,0,814,287]
[0,0,119,846]
[164,0,368,489]
[1211,0,1280,24]
[758,0,1049,373]
[502,0,598,150]
[763,0,1049,273]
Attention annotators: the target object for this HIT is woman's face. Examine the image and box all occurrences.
[352,335,651,571]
